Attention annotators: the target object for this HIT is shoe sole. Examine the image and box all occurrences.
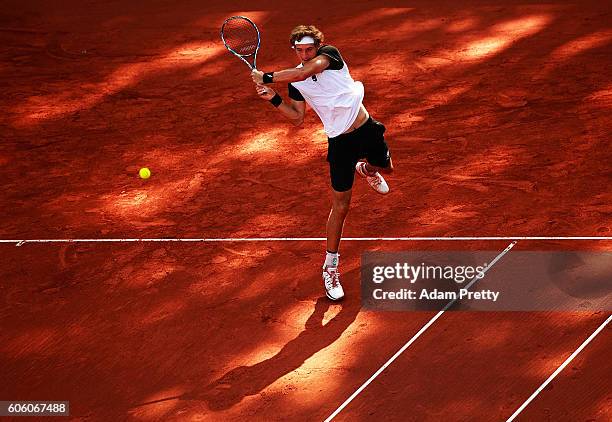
[370,185,389,195]
[326,292,344,301]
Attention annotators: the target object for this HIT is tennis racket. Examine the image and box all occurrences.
[220,16,261,70]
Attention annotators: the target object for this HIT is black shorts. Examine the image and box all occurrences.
[326,117,391,192]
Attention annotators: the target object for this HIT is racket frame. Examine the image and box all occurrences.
[220,15,261,70]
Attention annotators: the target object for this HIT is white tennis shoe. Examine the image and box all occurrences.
[322,266,344,301]
[356,161,389,194]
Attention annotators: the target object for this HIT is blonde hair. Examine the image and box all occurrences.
[289,25,324,46]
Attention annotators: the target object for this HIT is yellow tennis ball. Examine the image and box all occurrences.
[139,167,151,179]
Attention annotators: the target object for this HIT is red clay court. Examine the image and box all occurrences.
[1,0,611,420]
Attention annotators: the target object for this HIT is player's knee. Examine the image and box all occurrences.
[333,201,350,216]
[332,196,351,215]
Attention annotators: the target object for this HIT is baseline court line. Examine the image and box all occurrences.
[1,236,611,247]
[506,313,612,422]
[323,241,518,422]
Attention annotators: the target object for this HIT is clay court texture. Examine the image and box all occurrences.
[1,0,611,421]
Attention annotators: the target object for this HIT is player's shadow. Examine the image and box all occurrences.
[194,294,360,410]
[135,278,361,413]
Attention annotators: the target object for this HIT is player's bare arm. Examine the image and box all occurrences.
[255,84,305,126]
[251,55,330,84]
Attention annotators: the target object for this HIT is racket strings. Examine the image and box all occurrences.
[222,19,258,56]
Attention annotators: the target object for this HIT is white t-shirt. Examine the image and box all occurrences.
[288,45,364,138]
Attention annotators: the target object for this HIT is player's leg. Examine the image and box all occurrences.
[322,136,358,301]
[356,117,393,194]
[322,188,351,301]
[326,188,352,253]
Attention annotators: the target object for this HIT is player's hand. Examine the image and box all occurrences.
[251,69,264,84]
[255,84,276,100]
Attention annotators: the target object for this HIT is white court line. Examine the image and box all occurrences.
[323,241,518,422]
[506,313,611,422]
[1,236,611,246]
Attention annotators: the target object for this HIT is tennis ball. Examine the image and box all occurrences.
[139,167,151,179]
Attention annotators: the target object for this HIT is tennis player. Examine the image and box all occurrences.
[251,25,394,301]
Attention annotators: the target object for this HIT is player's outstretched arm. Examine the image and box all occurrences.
[251,55,330,84]
[255,84,305,126]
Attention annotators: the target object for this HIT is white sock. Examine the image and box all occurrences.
[324,251,339,268]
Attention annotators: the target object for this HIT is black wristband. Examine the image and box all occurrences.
[269,93,282,107]
[263,72,274,84]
